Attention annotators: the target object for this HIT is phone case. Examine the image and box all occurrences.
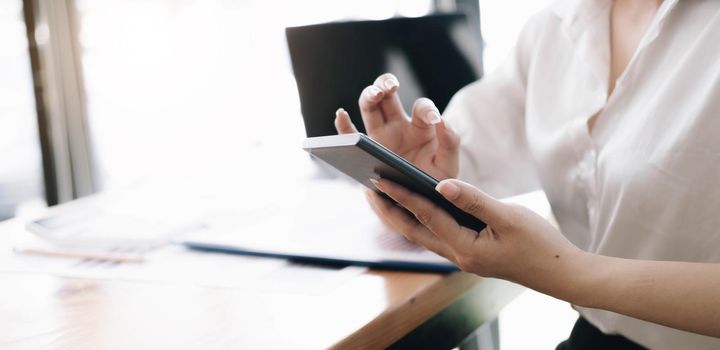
[303,133,486,232]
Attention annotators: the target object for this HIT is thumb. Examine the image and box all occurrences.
[434,119,460,167]
[435,179,508,227]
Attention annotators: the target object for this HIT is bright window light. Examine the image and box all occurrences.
[0,0,45,220]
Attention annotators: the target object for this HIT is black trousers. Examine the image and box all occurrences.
[555,317,647,350]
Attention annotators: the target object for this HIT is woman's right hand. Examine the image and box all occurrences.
[334,73,460,180]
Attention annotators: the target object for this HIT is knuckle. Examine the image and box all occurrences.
[410,216,426,231]
[464,193,486,216]
[392,186,410,203]
[388,191,403,205]
[503,204,526,228]
[402,232,417,243]
[416,211,433,226]
[397,223,417,242]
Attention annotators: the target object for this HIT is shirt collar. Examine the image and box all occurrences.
[552,0,680,44]
[640,0,680,46]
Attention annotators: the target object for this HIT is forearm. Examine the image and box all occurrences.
[561,252,720,337]
[382,174,720,337]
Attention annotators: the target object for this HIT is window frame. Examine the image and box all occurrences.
[23,0,95,205]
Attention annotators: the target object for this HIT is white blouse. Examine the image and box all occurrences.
[444,0,720,348]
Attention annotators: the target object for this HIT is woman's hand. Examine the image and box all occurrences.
[334,73,460,180]
[368,177,585,301]
[369,178,720,338]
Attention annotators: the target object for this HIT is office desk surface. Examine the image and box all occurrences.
[0,213,522,349]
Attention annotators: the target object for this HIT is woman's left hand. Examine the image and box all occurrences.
[369,178,585,298]
[370,179,720,337]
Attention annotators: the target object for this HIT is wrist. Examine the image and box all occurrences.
[511,247,599,307]
[564,251,610,308]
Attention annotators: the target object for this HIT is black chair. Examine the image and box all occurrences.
[286,13,484,137]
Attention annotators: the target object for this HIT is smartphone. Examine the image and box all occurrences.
[302,133,486,232]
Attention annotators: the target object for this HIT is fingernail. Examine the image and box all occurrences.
[370,178,383,191]
[425,110,441,125]
[384,78,399,90]
[436,181,459,200]
[335,108,345,118]
[367,86,383,99]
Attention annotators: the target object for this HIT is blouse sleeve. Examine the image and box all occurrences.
[443,14,545,198]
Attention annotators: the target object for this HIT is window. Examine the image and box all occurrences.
[0,0,45,221]
[75,0,436,191]
[481,0,553,72]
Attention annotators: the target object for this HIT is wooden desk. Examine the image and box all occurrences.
[0,203,523,349]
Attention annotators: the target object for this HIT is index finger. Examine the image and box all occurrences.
[368,183,455,260]
[436,179,510,227]
[373,178,473,249]
[373,73,406,123]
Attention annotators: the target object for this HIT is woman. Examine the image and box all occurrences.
[334,0,720,349]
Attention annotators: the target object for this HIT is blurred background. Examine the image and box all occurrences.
[0,0,577,348]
